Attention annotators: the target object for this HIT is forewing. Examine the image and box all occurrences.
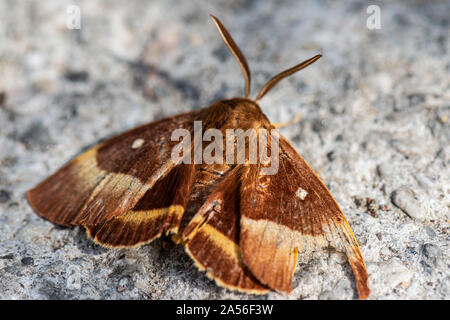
[28,111,197,226]
[239,136,370,299]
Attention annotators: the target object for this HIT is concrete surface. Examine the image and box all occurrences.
[0,0,448,299]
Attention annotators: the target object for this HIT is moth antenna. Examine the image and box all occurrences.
[255,54,322,101]
[210,14,251,98]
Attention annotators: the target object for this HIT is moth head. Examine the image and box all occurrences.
[210,14,322,103]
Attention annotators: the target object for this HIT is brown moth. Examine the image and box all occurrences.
[28,15,370,299]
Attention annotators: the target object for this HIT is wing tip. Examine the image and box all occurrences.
[27,186,69,226]
[348,256,370,299]
[27,185,41,214]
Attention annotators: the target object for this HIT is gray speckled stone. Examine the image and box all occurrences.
[391,187,427,220]
[0,0,449,300]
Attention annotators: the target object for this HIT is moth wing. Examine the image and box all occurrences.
[239,136,370,299]
[182,166,269,294]
[28,111,197,226]
[85,164,195,247]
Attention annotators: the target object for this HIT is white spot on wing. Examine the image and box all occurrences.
[295,187,308,200]
[131,138,145,149]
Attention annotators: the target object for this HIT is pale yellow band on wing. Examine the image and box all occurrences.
[200,223,242,263]
[116,205,184,224]
[185,222,269,294]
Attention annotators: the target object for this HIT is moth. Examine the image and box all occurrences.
[28,15,370,299]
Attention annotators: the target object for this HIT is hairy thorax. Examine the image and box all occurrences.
[199,98,273,132]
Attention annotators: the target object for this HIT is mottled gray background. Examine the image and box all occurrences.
[0,0,448,300]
